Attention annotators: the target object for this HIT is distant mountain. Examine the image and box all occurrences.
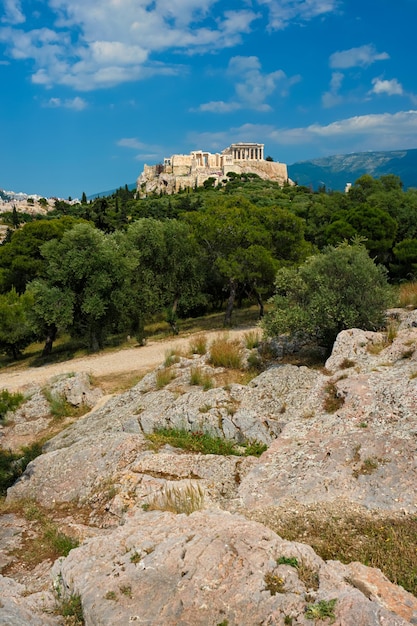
[287,149,417,191]
[87,183,136,200]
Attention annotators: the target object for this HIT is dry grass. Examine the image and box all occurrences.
[209,336,243,369]
[90,370,148,394]
[188,334,208,355]
[155,367,176,389]
[398,282,417,309]
[0,500,79,573]
[322,382,345,413]
[244,330,261,349]
[145,482,205,515]
[247,507,417,596]
[189,366,213,390]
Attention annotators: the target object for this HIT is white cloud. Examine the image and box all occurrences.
[0,0,336,91]
[0,0,262,90]
[196,55,300,113]
[198,101,241,113]
[117,138,148,150]
[190,110,417,157]
[45,96,87,110]
[257,0,339,30]
[370,77,403,96]
[268,110,417,153]
[321,71,344,108]
[330,44,389,69]
[1,0,25,25]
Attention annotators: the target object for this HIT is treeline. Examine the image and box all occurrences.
[0,173,416,359]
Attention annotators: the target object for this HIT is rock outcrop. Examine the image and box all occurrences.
[1,313,417,624]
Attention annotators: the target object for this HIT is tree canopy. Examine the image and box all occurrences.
[262,240,392,351]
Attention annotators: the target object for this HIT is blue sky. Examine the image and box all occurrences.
[1,0,417,198]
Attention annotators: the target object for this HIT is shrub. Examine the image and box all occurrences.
[263,241,392,352]
[56,594,84,625]
[0,389,25,422]
[209,336,243,369]
[0,441,43,495]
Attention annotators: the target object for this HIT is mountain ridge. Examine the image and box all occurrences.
[287,148,417,191]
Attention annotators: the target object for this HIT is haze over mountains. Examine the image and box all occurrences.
[2,149,417,200]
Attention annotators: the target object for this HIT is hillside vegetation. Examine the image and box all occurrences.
[0,173,416,360]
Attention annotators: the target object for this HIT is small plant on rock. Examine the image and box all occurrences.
[277,556,299,568]
[322,382,344,413]
[146,482,205,515]
[305,598,337,623]
[264,571,285,595]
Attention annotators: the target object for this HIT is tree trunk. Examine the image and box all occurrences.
[89,328,100,352]
[224,279,237,327]
[167,299,179,335]
[253,287,264,319]
[42,324,57,356]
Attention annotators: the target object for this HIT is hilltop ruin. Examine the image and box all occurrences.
[136,142,291,196]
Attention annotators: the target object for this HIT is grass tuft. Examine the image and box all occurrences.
[146,427,267,457]
[209,336,243,369]
[189,334,208,355]
[244,330,261,349]
[398,281,417,309]
[155,367,176,389]
[145,482,205,515]
[0,389,25,422]
[189,366,213,390]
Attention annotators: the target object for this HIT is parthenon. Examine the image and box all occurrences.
[137,143,290,196]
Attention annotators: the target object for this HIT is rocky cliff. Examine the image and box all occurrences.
[1,311,417,625]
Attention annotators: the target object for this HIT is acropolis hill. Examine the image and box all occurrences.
[136,142,291,196]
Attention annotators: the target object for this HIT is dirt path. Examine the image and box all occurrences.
[0,327,257,393]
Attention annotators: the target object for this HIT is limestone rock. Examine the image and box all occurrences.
[0,575,59,625]
[52,509,413,625]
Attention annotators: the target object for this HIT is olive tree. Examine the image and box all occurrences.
[262,241,392,351]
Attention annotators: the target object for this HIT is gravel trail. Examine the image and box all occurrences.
[0,327,256,393]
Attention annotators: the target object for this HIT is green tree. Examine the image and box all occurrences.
[391,239,417,279]
[184,197,308,325]
[125,219,203,335]
[262,241,392,351]
[29,224,135,352]
[0,288,34,359]
[0,217,84,294]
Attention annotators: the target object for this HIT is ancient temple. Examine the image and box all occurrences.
[136,143,290,196]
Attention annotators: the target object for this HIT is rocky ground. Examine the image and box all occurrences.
[1,314,417,625]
